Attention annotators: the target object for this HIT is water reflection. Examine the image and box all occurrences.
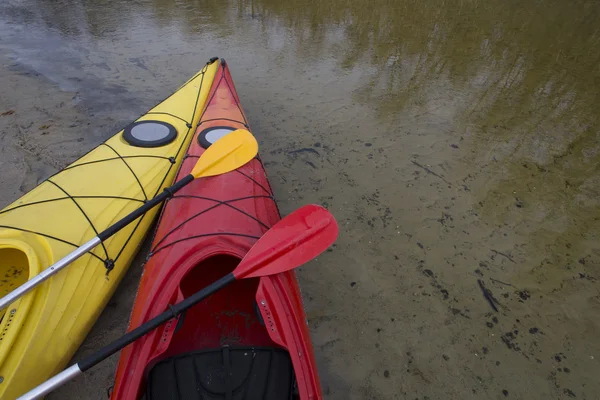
[11,0,600,124]
[239,0,600,278]
[241,0,600,124]
[2,0,598,273]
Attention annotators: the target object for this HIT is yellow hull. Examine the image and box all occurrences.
[0,60,219,398]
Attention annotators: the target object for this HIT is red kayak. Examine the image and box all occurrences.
[112,59,322,400]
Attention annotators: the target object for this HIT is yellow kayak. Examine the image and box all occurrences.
[0,58,219,398]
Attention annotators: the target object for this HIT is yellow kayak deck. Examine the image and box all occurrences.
[0,59,218,398]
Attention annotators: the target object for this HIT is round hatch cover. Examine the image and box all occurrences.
[198,126,236,149]
[123,120,177,147]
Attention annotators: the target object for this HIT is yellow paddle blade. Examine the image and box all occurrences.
[191,129,258,178]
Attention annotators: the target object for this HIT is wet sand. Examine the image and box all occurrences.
[1,0,600,399]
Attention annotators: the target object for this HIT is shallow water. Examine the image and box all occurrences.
[1,0,599,398]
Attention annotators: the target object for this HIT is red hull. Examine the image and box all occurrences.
[112,60,322,399]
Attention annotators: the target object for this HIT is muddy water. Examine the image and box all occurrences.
[1,0,599,398]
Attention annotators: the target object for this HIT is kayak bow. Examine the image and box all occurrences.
[0,59,219,398]
[112,59,323,400]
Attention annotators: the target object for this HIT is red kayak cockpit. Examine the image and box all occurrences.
[156,254,278,357]
[143,254,298,400]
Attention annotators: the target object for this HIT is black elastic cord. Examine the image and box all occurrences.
[234,169,273,196]
[197,118,249,128]
[197,69,225,122]
[113,216,145,263]
[47,179,110,260]
[187,69,207,132]
[102,143,148,201]
[150,191,269,252]
[150,201,226,250]
[109,173,191,263]
[222,70,250,127]
[0,225,104,262]
[171,194,275,229]
[62,155,171,172]
[151,233,261,256]
[145,111,190,126]
[0,195,145,216]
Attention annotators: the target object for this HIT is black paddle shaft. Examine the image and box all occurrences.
[98,174,194,241]
[79,272,236,371]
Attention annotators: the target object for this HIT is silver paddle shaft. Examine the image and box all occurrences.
[0,236,101,309]
[17,364,82,399]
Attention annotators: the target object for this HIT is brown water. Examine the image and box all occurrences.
[1,0,599,399]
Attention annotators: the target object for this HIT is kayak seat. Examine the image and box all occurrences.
[147,346,297,400]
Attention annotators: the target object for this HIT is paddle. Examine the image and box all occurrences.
[18,204,338,400]
[0,129,258,310]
